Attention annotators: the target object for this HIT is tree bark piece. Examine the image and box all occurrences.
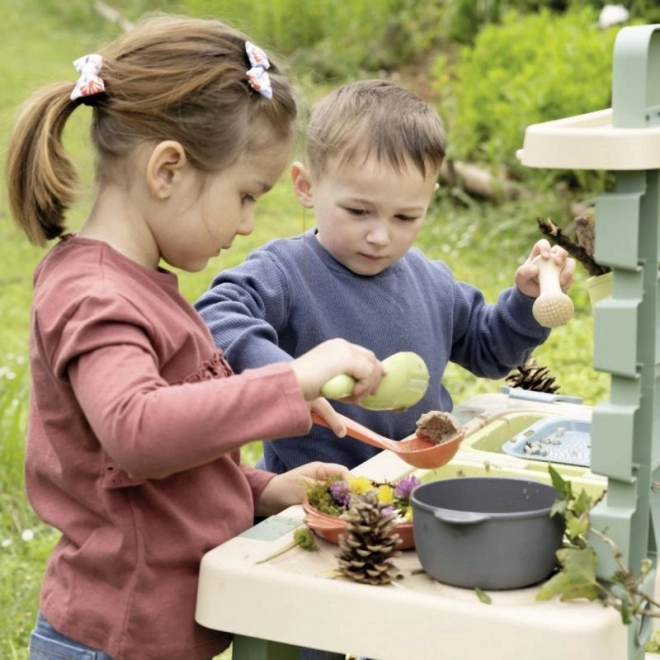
[536,216,610,277]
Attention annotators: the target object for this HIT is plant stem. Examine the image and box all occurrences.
[590,527,660,615]
[254,541,297,565]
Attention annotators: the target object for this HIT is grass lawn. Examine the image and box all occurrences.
[0,1,608,658]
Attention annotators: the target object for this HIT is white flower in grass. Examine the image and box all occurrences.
[0,366,16,380]
[598,5,629,28]
[21,529,34,542]
[1,538,13,548]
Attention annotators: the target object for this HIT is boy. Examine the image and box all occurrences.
[195,79,574,476]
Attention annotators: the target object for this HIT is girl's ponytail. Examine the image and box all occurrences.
[6,15,298,249]
[6,83,79,246]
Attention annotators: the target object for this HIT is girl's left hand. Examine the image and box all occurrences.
[255,461,348,517]
[515,238,576,298]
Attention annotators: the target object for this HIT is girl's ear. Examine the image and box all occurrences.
[146,141,188,200]
[291,162,314,208]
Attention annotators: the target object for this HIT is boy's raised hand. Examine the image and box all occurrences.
[515,238,576,299]
[290,338,386,403]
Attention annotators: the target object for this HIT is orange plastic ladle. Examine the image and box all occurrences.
[311,410,464,470]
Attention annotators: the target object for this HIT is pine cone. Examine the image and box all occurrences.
[337,491,402,586]
[505,358,560,394]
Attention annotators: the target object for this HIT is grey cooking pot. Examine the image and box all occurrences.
[411,477,564,590]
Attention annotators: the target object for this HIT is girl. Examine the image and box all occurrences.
[6,14,385,660]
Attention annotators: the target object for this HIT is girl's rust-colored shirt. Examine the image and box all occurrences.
[26,236,311,660]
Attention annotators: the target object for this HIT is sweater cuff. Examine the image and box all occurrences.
[240,464,277,507]
[507,287,551,337]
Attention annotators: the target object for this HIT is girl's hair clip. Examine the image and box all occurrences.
[245,41,273,99]
[70,54,105,102]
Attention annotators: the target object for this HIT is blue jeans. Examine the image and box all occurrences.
[29,613,113,660]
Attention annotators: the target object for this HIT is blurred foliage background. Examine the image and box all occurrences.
[3,0,658,657]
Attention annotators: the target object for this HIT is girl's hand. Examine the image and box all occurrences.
[310,397,347,437]
[515,238,576,298]
[255,461,349,517]
[290,338,385,402]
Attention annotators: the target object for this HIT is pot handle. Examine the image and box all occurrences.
[433,509,491,525]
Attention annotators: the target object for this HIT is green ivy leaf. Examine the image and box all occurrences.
[572,489,593,518]
[641,558,653,577]
[566,514,589,540]
[550,498,568,518]
[475,587,492,604]
[548,465,572,501]
[536,547,602,602]
[646,630,660,653]
[618,590,632,625]
[611,571,627,585]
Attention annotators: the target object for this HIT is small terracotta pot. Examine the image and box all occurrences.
[302,499,415,550]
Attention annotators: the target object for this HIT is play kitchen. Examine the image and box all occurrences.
[196,391,623,660]
[196,24,660,660]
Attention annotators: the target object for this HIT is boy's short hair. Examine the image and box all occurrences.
[305,79,446,178]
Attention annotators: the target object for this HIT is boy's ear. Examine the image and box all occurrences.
[146,141,188,200]
[291,161,314,208]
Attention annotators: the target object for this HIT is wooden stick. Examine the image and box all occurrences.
[536,217,610,277]
[93,1,134,32]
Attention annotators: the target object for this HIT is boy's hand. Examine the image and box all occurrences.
[515,238,576,298]
[255,461,348,517]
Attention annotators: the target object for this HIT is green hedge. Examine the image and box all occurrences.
[182,0,444,79]
[434,7,619,189]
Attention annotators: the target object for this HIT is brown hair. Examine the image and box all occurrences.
[305,79,446,179]
[6,14,297,246]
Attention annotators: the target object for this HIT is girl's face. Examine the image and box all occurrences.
[296,154,439,276]
[156,136,293,272]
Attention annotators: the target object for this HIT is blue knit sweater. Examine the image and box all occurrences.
[195,230,549,472]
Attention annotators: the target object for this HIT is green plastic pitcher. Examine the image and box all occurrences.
[321,351,429,411]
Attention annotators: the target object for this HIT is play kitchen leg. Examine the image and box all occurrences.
[518,24,660,660]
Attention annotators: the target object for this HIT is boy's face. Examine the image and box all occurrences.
[292,154,438,276]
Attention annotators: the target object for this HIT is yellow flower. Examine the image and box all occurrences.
[346,475,375,495]
[403,505,413,522]
[377,484,394,505]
